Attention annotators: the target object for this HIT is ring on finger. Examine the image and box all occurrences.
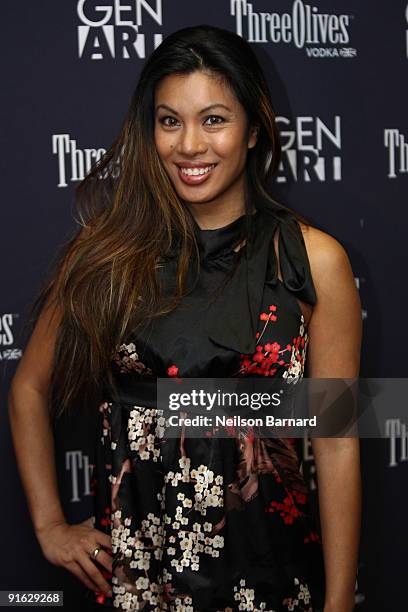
[90,546,100,559]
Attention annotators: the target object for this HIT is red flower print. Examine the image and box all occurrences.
[253,352,264,363]
[266,494,303,525]
[100,505,111,527]
[235,306,309,382]
[266,355,279,368]
[238,337,291,377]
[293,491,307,505]
[167,364,179,377]
[304,530,321,544]
[247,428,255,444]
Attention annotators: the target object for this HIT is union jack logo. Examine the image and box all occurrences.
[340,47,357,58]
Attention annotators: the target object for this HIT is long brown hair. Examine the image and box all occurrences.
[23,25,311,419]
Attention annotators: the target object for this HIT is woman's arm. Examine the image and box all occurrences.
[8,298,67,535]
[8,264,113,597]
[303,225,363,612]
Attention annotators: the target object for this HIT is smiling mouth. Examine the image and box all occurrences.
[174,163,218,186]
[176,163,218,176]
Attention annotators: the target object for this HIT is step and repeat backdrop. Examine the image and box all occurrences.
[1,1,407,610]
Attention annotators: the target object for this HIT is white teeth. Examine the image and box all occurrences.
[180,164,215,176]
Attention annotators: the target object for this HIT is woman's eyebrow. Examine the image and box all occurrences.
[155,103,232,115]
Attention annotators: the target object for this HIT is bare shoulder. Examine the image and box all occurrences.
[297,222,362,377]
[298,221,354,295]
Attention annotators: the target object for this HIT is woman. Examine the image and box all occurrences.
[8,25,362,612]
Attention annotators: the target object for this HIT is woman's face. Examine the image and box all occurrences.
[154,70,258,208]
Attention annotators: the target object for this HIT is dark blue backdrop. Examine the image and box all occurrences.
[1,2,407,610]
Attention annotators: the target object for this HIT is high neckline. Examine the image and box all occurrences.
[191,210,259,261]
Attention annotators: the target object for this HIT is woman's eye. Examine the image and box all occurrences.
[205,115,224,126]
[158,115,225,128]
[159,116,179,127]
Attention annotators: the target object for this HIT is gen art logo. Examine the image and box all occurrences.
[276,115,343,183]
[77,0,163,60]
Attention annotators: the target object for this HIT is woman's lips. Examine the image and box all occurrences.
[175,163,217,185]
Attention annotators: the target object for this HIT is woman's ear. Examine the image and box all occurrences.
[248,124,260,150]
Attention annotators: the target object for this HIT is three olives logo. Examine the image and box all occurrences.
[384,128,408,179]
[52,134,125,187]
[77,0,163,60]
[386,419,408,468]
[0,313,22,361]
[231,0,357,58]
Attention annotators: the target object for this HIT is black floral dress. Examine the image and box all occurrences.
[86,204,326,611]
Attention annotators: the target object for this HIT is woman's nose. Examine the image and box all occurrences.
[176,125,208,155]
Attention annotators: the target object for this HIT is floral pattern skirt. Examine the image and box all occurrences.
[88,400,326,612]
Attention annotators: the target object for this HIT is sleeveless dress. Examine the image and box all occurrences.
[87,204,326,612]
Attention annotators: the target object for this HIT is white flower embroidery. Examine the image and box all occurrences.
[283,315,309,383]
[112,341,154,376]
